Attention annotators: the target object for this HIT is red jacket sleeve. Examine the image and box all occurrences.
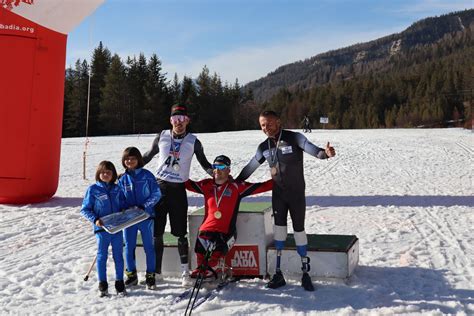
[239,179,273,198]
[185,179,205,194]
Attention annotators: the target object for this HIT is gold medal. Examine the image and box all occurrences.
[268,131,282,177]
[214,184,229,220]
[270,166,278,176]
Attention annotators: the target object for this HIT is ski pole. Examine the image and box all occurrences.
[83,255,97,281]
[185,274,204,316]
[185,241,215,315]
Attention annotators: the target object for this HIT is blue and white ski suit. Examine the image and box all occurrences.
[80,181,126,282]
[118,168,162,273]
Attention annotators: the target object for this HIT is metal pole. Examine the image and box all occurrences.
[83,16,93,180]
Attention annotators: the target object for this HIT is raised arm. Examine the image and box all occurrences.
[185,179,205,194]
[295,133,329,159]
[235,157,261,181]
[142,134,161,165]
[194,138,213,176]
[235,145,266,181]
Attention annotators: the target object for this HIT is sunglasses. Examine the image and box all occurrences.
[170,115,188,123]
[212,164,229,170]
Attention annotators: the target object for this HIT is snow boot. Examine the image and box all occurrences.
[115,280,127,296]
[301,272,315,291]
[145,272,156,290]
[266,271,286,289]
[125,270,138,286]
[98,281,109,297]
[181,270,193,287]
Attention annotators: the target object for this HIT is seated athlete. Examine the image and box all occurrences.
[185,155,273,280]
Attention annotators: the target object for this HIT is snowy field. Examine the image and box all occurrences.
[0,128,473,315]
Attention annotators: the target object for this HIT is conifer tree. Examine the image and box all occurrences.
[100,54,128,135]
[126,53,148,134]
[89,41,111,135]
[63,60,89,137]
[144,53,169,133]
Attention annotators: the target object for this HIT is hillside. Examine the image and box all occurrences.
[244,9,474,103]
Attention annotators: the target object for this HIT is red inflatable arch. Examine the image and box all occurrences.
[0,0,104,204]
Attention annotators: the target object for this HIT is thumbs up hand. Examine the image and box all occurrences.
[325,142,336,158]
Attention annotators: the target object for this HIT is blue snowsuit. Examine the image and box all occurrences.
[118,168,162,273]
[80,181,126,282]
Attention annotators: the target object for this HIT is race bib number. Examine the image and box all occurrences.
[281,145,293,154]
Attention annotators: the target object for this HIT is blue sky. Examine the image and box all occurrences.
[66,0,473,85]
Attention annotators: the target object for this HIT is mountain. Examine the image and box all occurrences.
[244,9,474,103]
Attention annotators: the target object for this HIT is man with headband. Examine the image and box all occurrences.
[186,155,273,281]
[143,104,213,286]
[236,110,336,291]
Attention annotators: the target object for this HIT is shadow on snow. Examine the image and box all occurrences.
[27,195,473,208]
[189,195,474,208]
[226,265,473,314]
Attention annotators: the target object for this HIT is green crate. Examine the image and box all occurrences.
[193,201,272,215]
[269,234,358,253]
[136,231,177,247]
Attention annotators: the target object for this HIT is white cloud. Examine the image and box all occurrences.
[162,27,402,85]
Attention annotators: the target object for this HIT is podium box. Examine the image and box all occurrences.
[267,234,359,279]
[188,202,273,277]
[135,232,181,275]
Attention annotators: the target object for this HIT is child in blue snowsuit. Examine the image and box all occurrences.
[80,161,126,296]
[118,147,162,289]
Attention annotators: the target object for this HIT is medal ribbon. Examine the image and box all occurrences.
[268,129,282,167]
[170,131,183,165]
[214,183,229,212]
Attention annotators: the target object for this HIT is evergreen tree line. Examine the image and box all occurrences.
[63,23,472,137]
[62,42,245,137]
[261,23,473,129]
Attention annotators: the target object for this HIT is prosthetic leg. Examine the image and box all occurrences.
[266,225,287,289]
[178,236,192,286]
[295,230,315,291]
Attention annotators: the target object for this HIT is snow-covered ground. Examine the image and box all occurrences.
[1,128,473,315]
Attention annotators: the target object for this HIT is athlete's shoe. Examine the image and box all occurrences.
[98,281,109,297]
[125,270,138,286]
[181,271,194,287]
[266,271,286,289]
[301,272,315,291]
[145,273,156,290]
[115,280,127,296]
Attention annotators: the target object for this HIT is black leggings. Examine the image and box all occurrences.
[195,231,233,255]
[154,181,188,238]
[272,186,306,232]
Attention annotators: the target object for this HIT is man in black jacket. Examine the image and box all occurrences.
[236,110,336,291]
